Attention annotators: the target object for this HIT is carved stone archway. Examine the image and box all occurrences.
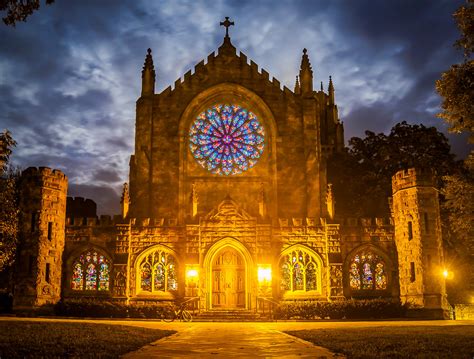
[203,237,254,310]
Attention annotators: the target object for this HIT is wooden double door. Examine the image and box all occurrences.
[212,248,245,308]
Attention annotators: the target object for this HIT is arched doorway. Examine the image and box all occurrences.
[212,247,245,308]
[203,238,254,310]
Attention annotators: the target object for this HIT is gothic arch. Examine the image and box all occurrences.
[343,244,393,294]
[66,245,113,294]
[278,244,324,297]
[203,237,255,309]
[134,244,182,296]
[177,83,279,222]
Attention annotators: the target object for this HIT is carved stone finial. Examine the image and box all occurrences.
[121,183,130,219]
[326,183,335,220]
[191,183,199,217]
[294,76,301,95]
[258,182,266,218]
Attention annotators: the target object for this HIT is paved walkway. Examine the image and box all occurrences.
[122,322,338,358]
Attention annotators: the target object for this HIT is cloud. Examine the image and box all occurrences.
[1,0,471,214]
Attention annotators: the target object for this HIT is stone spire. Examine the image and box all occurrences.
[328,75,335,105]
[294,76,301,95]
[320,81,324,91]
[299,48,313,95]
[141,48,155,97]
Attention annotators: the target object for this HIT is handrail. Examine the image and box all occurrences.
[256,296,279,320]
[179,296,201,314]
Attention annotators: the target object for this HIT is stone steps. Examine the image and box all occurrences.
[192,309,271,322]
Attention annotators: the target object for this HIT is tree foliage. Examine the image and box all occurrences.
[328,121,458,217]
[436,0,474,143]
[0,0,54,26]
[0,130,19,272]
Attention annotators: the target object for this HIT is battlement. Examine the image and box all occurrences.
[21,166,67,181]
[392,168,436,194]
[159,41,296,100]
[277,217,392,228]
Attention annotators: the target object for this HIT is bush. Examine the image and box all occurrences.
[274,299,408,320]
[53,299,170,319]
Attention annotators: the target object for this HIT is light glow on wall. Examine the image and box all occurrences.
[258,266,272,283]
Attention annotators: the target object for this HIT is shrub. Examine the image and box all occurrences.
[53,299,170,319]
[274,299,408,320]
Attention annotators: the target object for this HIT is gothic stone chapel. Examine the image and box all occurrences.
[12,19,449,318]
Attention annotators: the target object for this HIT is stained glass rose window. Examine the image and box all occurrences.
[189,104,265,175]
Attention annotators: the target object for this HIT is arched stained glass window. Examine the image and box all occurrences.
[138,249,178,293]
[71,250,110,291]
[189,104,265,176]
[349,250,387,290]
[280,248,321,292]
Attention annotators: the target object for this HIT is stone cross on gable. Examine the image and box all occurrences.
[220,16,234,37]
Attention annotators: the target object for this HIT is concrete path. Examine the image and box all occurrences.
[122,322,338,358]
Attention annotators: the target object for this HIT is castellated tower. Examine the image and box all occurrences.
[392,168,449,318]
[13,167,68,310]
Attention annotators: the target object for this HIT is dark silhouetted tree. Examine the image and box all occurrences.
[0,130,19,272]
[0,0,55,26]
[328,121,458,217]
[436,0,474,143]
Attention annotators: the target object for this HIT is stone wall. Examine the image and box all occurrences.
[14,167,68,309]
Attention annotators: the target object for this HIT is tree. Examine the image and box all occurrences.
[0,0,54,26]
[328,121,458,217]
[0,130,15,174]
[0,130,19,272]
[436,0,474,143]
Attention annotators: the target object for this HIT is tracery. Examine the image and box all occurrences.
[71,250,110,291]
[349,250,387,290]
[138,249,178,293]
[189,104,265,175]
[280,248,320,292]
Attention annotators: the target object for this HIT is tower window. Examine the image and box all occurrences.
[45,263,51,284]
[408,221,413,240]
[410,262,416,282]
[47,222,53,240]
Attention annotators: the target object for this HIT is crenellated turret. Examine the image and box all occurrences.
[141,48,155,96]
[299,48,313,95]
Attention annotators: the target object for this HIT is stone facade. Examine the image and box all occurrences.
[12,27,448,317]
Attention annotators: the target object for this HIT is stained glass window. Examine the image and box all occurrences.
[189,104,265,176]
[138,249,178,293]
[349,251,387,290]
[280,248,320,292]
[71,250,110,291]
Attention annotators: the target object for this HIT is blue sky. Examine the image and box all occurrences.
[0,0,471,215]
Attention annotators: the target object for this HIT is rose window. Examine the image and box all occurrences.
[189,104,265,175]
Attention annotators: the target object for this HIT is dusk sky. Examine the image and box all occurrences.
[1,0,471,215]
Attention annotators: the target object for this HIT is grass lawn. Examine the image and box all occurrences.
[285,325,474,359]
[0,321,175,358]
